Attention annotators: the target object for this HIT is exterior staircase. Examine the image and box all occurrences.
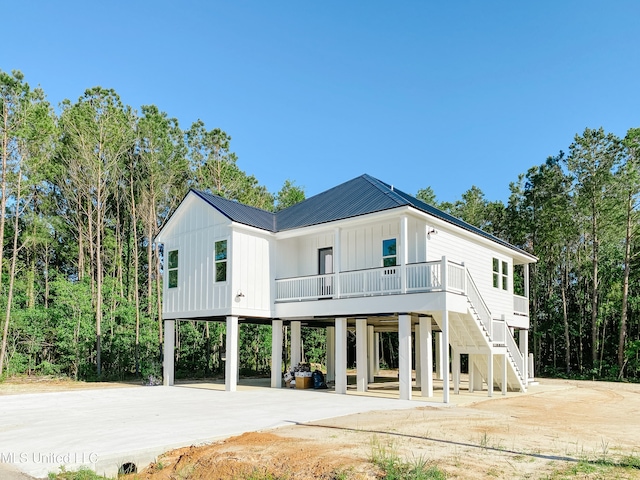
[444,271,527,393]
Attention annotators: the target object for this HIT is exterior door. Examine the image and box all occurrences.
[318,247,333,296]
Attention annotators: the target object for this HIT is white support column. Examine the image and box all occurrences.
[291,321,301,368]
[326,326,335,383]
[367,325,375,383]
[415,326,421,388]
[271,320,283,388]
[520,329,529,388]
[398,314,412,400]
[468,354,474,393]
[502,352,508,396]
[472,356,484,392]
[163,319,175,386]
[487,351,493,397]
[441,256,450,404]
[374,332,380,374]
[419,316,433,397]
[452,348,460,395]
[435,332,442,380]
[356,318,368,392]
[334,228,341,298]
[237,323,241,379]
[400,215,408,294]
[225,316,239,392]
[335,318,348,394]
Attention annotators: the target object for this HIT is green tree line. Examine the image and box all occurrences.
[0,69,638,382]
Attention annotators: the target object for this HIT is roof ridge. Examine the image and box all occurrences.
[360,174,410,206]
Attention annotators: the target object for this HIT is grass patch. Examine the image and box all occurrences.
[371,437,446,480]
[48,467,110,480]
[544,455,640,479]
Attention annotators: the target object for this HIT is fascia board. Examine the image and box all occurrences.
[231,221,276,237]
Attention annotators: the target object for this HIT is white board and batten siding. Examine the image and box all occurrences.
[276,219,407,277]
[230,228,273,318]
[158,193,274,320]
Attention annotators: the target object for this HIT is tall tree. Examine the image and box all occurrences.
[57,87,135,377]
[186,119,273,209]
[566,127,622,368]
[0,73,54,375]
[275,179,305,211]
[136,105,188,350]
[617,128,640,376]
[415,186,437,206]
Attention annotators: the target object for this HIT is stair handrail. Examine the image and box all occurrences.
[465,270,494,339]
[504,327,525,382]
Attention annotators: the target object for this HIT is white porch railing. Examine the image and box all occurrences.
[514,294,529,316]
[491,319,506,344]
[275,273,334,302]
[405,261,442,291]
[340,266,401,297]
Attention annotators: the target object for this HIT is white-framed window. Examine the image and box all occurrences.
[492,258,508,290]
[168,250,178,289]
[383,238,397,267]
[215,240,228,282]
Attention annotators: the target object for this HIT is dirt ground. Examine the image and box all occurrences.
[3,376,640,479]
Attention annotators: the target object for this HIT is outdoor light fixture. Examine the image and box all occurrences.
[236,290,245,298]
[427,227,438,239]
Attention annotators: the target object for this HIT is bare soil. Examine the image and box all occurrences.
[3,376,639,479]
[128,378,640,479]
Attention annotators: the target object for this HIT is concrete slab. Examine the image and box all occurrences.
[0,384,424,478]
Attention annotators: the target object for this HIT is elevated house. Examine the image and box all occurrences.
[155,174,537,402]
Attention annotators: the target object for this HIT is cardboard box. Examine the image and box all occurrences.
[295,375,314,389]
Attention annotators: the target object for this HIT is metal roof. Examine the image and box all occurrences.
[192,190,276,231]
[190,174,534,259]
[275,174,407,230]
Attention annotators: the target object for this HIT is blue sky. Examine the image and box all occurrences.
[3,2,639,203]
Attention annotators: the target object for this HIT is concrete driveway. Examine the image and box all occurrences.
[0,382,424,478]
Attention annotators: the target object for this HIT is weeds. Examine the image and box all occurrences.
[48,467,110,480]
[370,437,446,479]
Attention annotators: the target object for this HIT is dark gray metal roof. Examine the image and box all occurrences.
[190,174,534,258]
[192,190,276,231]
[275,174,407,230]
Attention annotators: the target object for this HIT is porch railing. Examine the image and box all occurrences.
[275,273,334,302]
[274,259,529,328]
[492,319,506,344]
[514,294,529,316]
[405,261,441,291]
[340,266,401,297]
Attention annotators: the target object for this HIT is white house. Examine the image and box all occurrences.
[155,174,537,402]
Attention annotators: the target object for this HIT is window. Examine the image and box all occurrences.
[492,258,508,290]
[502,261,508,290]
[215,240,228,282]
[168,250,178,289]
[382,239,396,267]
